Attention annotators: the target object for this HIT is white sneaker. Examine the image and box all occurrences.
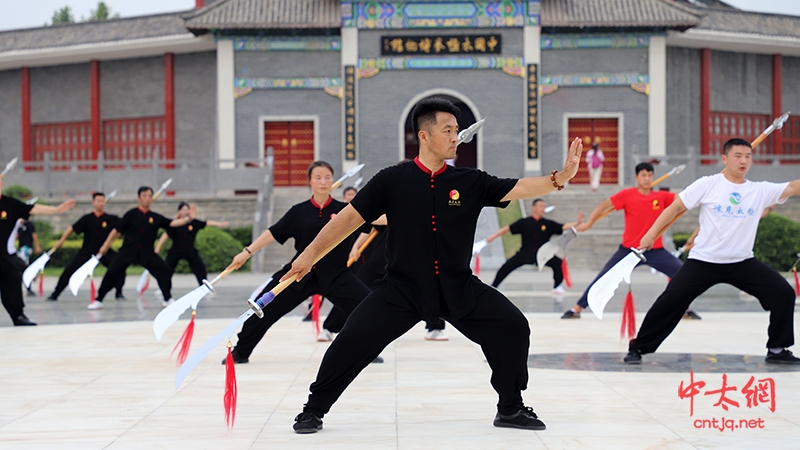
[317,329,334,342]
[162,299,174,308]
[552,286,567,295]
[424,329,449,341]
[87,301,103,310]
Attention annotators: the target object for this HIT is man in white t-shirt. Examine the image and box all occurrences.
[624,138,800,365]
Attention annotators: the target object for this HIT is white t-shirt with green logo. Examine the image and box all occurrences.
[679,173,788,264]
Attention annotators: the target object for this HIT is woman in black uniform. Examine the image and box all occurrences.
[224,161,375,364]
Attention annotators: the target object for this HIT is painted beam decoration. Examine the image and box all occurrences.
[381,34,501,55]
[541,34,650,50]
[344,66,357,161]
[527,0,540,26]
[359,56,522,70]
[527,63,538,159]
[234,78,342,89]
[539,73,650,96]
[354,1,524,29]
[232,37,341,52]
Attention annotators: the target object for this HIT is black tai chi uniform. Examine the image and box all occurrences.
[491,216,564,288]
[165,219,208,285]
[302,158,529,418]
[50,212,124,300]
[95,207,174,302]
[232,197,372,359]
[0,197,34,322]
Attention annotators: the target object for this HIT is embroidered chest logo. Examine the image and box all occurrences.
[652,199,661,210]
[448,189,461,207]
[540,225,546,231]
[188,225,193,231]
[148,217,154,224]
[0,211,6,220]
[729,192,742,205]
[101,221,107,228]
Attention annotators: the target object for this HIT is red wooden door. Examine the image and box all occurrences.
[266,121,315,186]
[567,118,619,185]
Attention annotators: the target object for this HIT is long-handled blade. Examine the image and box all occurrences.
[587,250,645,320]
[25,197,38,205]
[106,189,118,200]
[537,228,578,270]
[544,205,556,213]
[22,250,53,288]
[175,309,254,389]
[152,178,173,200]
[458,118,485,145]
[0,157,18,178]
[69,255,100,296]
[472,239,488,256]
[332,164,365,190]
[353,177,364,189]
[137,270,150,294]
[248,277,273,302]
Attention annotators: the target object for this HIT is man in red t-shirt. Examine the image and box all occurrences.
[561,162,700,320]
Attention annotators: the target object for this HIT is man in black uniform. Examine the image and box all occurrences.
[224,161,375,364]
[16,219,40,296]
[0,176,75,325]
[46,192,125,301]
[91,187,194,310]
[285,98,583,433]
[154,202,229,286]
[486,199,583,293]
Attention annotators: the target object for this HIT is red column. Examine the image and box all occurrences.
[21,67,31,162]
[700,48,710,158]
[772,54,783,155]
[90,60,101,160]
[164,53,175,160]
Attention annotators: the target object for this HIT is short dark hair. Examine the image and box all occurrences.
[532,198,544,206]
[137,186,153,196]
[722,138,751,155]
[307,161,334,179]
[635,162,654,175]
[178,201,189,211]
[410,98,460,144]
[343,186,357,195]
[92,192,105,199]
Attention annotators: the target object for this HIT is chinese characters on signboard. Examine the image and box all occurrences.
[381,35,501,55]
[344,65,356,161]
[527,64,538,159]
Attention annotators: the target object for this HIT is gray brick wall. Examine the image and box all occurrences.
[0,69,21,162]
[234,51,341,78]
[541,47,649,75]
[711,50,771,114]
[666,46,701,160]
[175,51,216,160]
[31,63,90,123]
[101,56,165,119]
[783,56,800,114]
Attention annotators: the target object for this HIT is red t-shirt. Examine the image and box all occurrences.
[610,188,675,249]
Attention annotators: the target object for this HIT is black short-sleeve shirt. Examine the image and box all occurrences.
[115,207,173,253]
[18,221,35,247]
[0,196,34,268]
[349,158,517,321]
[270,196,370,291]
[508,216,563,259]
[72,212,121,254]
[166,219,207,253]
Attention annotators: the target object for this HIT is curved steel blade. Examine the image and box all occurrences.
[458,118,485,145]
[587,252,641,319]
[1,157,18,177]
[471,239,487,255]
[152,178,173,200]
[136,270,150,293]
[773,111,790,130]
[153,285,211,341]
[69,255,100,296]
[22,253,50,288]
[106,190,118,200]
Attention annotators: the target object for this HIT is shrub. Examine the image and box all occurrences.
[159,227,248,273]
[46,239,123,267]
[754,213,800,272]
[225,226,253,247]
[31,220,55,244]
[3,184,32,200]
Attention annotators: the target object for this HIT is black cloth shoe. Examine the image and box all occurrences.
[46,295,58,301]
[220,350,249,365]
[765,349,800,365]
[371,356,384,364]
[13,315,37,326]
[682,310,702,320]
[293,411,323,434]
[560,310,580,319]
[115,293,126,300]
[493,405,546,430]
[624,349,642,364]
[26,289,36,297]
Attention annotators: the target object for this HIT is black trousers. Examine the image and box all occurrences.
[303,284,530,417]
[631,258,796,354]
[165,249,207,286]
[492,252,563,289]
[0,259,26,320]
[96,250,173,302]
[51,250,124,299]
[234,272,370,358]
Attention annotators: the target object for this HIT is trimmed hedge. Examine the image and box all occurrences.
[45,239,123,268]
[159,226,248,273]
[225,226,253,248]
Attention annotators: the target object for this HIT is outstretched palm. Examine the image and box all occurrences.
[561,137,583,179]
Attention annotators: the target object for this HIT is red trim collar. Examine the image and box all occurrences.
[137,206,149,214]
[414,156,447,178]
[93,211,105,218]
[310,196,333,209]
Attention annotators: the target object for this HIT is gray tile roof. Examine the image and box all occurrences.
[541,0,702,29]
[0,12,193,53]
[183,0,341,32]
[693,8,800,39]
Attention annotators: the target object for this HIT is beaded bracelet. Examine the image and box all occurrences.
[550,170,565,191]
[243,247,252,254]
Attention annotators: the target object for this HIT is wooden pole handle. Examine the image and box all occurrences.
[347,228,379,267]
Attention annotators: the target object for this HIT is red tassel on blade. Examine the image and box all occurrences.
[620,290,636,341]
[90,278,96,302]
[224,341,238,429]
[794,268,799,297]
[311,294,321,336]
[474,253,481,276]
[140,277,150,295]
[38,272,44,297]
[170,311,196,366]
[562,258,572,288]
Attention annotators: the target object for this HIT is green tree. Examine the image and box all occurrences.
[86,2,120,21]
[51,6,75,25]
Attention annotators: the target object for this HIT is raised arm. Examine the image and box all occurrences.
[281,204,366,282]
[779,179,800,201]
[30,199,75,215]
[32,231,41,254]
[226,228,276,271]
[501,137,583,202]
[486,226,510,243]
[206,220,229,228]
[562,211,585,230]
[639,197,688,250]
[52,226,74,251]
[575,198,614,232]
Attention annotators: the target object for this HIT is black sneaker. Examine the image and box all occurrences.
[561,310,580,319]
[623,349,642,364]
[293,411,323,434]
[46,295,58,302]
[371,356,384,364]
[13,315,37,326]
[220,350,249,365]
[26,289,36,297]
[115,293,126,300]
[493,405,546,430]
[765,349,800,365]
[682,310,702,320]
